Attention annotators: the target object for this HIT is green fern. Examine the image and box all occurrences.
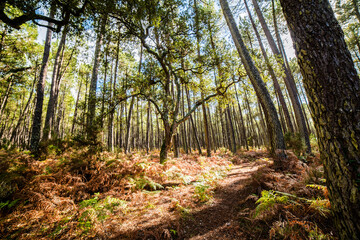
[254,190,289,217]
[129,176,163,191]
[308,198,330,217]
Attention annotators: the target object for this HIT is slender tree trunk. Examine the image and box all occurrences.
[220,0,286,166]
[185,87,202,154]
[234,83,249,150]
[226,106,236,153]
[87,14,107,141]
[30,6,55,152]
[71,78,83,134]
[0,78,13,120]
[43,26,67,140]
[146,101,151,153]
[10,71,37,144]
[245,0,294,133]
[108,31,120,151]
[252,0,311,153]
[124,96,135,154]
[194,0,211,157]
[280,0,360,238]
[181,87,189,153]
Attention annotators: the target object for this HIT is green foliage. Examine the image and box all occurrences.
[128,176,164,191]
[254,190,289,218]
[193,183,213,203]
[310,133,319,151]
[0,199,20,210]
[308,198,330,217]
[47,144,62,156]
[172,199,191,218]
[284,132,305,156]
[78,193,128,233]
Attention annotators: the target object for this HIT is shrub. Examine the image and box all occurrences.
[78,193,128,233]
[193,183,213,202]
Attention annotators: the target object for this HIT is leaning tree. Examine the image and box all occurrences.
[280,0,360,238]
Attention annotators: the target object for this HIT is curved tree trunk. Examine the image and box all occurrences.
[244,0,294,133]
[280,0,360,238]
[219,0,286,167]
[251,0,311,153]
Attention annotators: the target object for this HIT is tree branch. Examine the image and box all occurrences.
[176,81,236,125]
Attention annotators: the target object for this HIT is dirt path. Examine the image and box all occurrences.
[112,160,269,240]
[179,162,267,240]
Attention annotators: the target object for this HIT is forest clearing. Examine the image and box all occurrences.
[0,0,360,239]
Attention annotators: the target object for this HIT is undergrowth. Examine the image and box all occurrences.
[0,143,232,239]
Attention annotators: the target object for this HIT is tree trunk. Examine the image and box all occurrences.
[194,0,211,157]
[173,133,179,158]
[0,78,13,120]
[185,87,202,154]
[145,101,151,153]
[234,83,249,150]
[160,123,174,163]
[43,26,67,140]
[30,6,55,152]
[71,78,83,134]
[244,0,294,133]
[220,0,286,166]
[87,14,107,141]
[10,71,37,144]
[252,0,311,153]
[280,0,360,238]
[227,106,237,153]
[124,96,135,154]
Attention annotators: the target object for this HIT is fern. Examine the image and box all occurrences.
[0,199,20,210]
[254,190,289,217]
[193,183,213,202]
[129,176,164,191]
[308,198,330,217]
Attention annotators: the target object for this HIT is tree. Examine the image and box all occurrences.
[219,0,287,167]
[0,0,86,31]
[43,25,68,140]
[30,6,55,152]
[251,0,311,153]
[86,14,107,141]
[279,0,360,238]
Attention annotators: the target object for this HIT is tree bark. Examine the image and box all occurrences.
[219,0,286,167]
[227,106,236,153]
[244,0,294,133]
[280,0,360,238]
[30,6,55,152]
[108,30,121,151]
[146,101,151,153]
[87,14,107,141]
[185,87,202,155]
[43,25,67,140]
[124,96,135,154]
[71,78,83,134]
[252,0,311,153]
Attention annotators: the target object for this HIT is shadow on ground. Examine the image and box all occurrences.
[107,162,271,240]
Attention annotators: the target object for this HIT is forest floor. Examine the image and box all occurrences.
[0,143,337,239]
